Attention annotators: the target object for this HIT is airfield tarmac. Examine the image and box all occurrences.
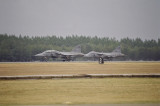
[0,61,160,105]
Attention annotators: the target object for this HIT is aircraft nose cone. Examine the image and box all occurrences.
[84,54,87,57]
[84,54,89,57]
[34,53,43,56]
[80,53,84,56]
[121,53,125,56]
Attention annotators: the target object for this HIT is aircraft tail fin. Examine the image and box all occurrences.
[112,46,121,53]
[71,45,81,53]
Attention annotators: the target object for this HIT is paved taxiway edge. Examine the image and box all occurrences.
[0,74,160,80]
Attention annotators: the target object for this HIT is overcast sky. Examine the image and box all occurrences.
[0,0,159,40]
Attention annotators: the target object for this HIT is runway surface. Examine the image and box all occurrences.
[10,104,160,106]
[0,74,160,80]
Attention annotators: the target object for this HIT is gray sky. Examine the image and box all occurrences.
[0,0,159,40]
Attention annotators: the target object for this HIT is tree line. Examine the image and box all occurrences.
[0,34,160,61]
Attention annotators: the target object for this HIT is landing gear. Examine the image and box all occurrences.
[99,57,104,64]
[63,56,71,62]
[44,57,48,62]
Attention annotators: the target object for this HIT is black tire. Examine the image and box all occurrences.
[99,57,104,64]
[102,58,104,64]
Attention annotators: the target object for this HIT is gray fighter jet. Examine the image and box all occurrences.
[84,46,125,64]
[35,45,84,61]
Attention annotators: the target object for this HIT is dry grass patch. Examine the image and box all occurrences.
[0,62,160,76]
[0,78,160,105]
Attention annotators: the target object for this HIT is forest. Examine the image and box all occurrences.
[0,34,160,61]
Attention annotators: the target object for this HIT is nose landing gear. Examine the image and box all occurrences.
[99,57,104,64]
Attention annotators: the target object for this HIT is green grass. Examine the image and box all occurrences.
[0,78,160,105]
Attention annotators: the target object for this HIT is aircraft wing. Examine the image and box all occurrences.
[59,52,84,56]
[59,52,74,56]
[96,53,104,57]
[97,53,113,58]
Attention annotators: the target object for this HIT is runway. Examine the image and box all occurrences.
[10,104,160,106]
[0,74,160,80]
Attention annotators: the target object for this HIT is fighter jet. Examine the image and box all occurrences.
[35,45,84,61]
[84,46,125,64]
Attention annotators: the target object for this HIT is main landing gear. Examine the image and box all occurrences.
[99,57,104,64]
